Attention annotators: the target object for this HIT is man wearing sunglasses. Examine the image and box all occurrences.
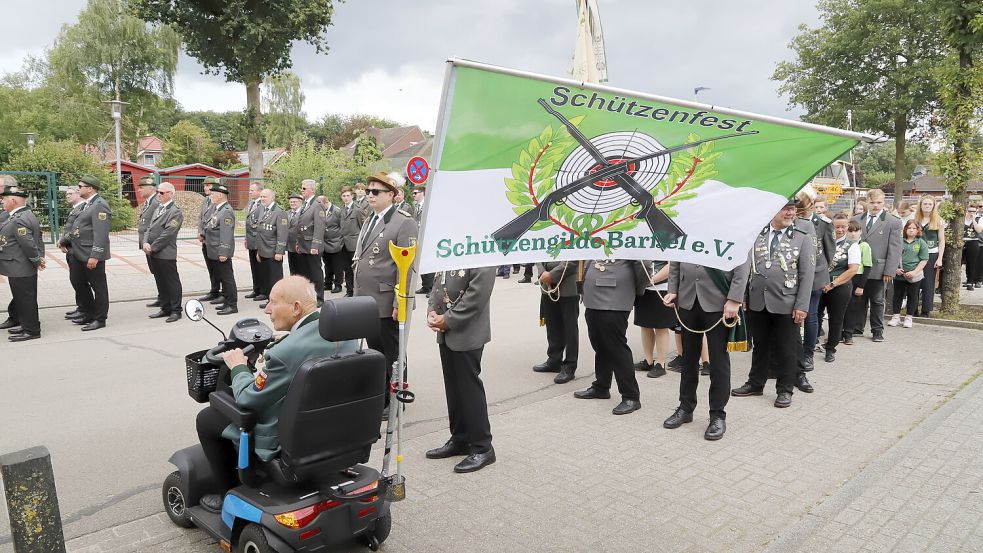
[354,172,419,416]
[136,176,163,311]
[59,175,111,331]
[144,182,184,322]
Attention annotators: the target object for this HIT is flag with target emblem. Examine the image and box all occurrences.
[417,59,880,272]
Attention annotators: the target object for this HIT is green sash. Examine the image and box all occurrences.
[703,267,750,352]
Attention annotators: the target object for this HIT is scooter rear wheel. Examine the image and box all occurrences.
[238,524,273,553]
[370,513,392,548]
[162,471,193,528]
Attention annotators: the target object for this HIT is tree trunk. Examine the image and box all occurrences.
[246,78,264,180]
[892,115,907,207]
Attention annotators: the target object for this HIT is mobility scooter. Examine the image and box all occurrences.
[162,296,393,552]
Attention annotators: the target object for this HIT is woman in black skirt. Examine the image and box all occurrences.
[633,260,678,378]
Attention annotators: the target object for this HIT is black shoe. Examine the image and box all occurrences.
[196,293,220,302]
[705,418,726,441]
[633,359,652,371]
[7,327,24,334]
[426,440,469,459]
[199,494,223,513]
[800,355,815,372]
[501,273,510,279]
[166,313,182,323]
[9,332,40,342]
[700,362,710,376]
[663,407,693,429]
[331,286,343,294]
[842,334,854,345]
[209,297,225,305]
[573,387,611,400]
[253,295,268,301]
[795,373,814,393]
[146,300,162,308]
[512,265,520,273]
[647,363,667,378]
[731,384,764,397]
[774,392,792,408]
[72,317,94,325]
[454,449,496,473]
[216,306,238,316]
[872,332,884,343]
[666,356,682,373]
[345,291,354,297]
[64,309,80,317]
[824,351,835,363]
[612,399,641,415]
[258,302,268,309]
[245,292,258,299]
[517,276,532,283]
[81,320,106,331]
[554,368,576,384]
[532,362,560,373]
[148,310,169,319]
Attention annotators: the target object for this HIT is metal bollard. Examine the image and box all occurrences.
[0,446,66,553]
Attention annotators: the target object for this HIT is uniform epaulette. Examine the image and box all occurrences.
[820,214,832,223]
[792,226,809,234]
[397,209,413,218]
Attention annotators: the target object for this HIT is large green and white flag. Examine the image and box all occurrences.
[418,60,876,272]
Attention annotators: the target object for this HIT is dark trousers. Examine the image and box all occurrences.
[202,244,220,294]
[247,249,261,294]
[820,283,852,353]
[541,294,579,370]
[8,275,39,335]
[964,241,981,283]
[439,344,492,453]
[5,298,17,324]
[322,251,344,290]
[419,272,434,293]
[258,256,283,296]
[196,406,238,493]
[149,257,182,314]
[585,308,639,401]
[287,251,301,276]
[367,316,400,404]
[802,289,822,357]
[918,252,939,315]
[214,258,237,307]
[296,253,324,301]
[677,298,730,418]
[892,279,920,314]
[851,277,885,334]
[340,247,356,295]
[146,253,162,303]
[68,256,109,322]
[747,309,797,394]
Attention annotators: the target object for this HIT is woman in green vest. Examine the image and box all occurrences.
[912,195,945,316]
[889,220,929,328]
[819,213,861,362]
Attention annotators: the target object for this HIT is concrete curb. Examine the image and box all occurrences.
[763,365,983,552]
[916,316,983,331]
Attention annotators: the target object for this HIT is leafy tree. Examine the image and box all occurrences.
[263,71,308,148]
[135,0,339,179]
[935,0,983,314]
[3,139,135,230]
[180,110,249,151]
[267,139,356,203]
[773,0,946,204]
[160,120,218,167]
[352,136,383,168]
[307,113,404,149]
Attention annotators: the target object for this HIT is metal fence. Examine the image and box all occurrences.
[0,171,60,244]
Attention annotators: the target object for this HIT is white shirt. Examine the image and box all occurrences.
[836,238,862,266]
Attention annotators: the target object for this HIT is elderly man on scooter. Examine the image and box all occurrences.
[195,275,359,513]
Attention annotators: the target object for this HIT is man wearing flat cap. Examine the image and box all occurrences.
[136,175,163,310]
[294,179,326,305]
[204,183,238,315]
[59,175,112,331]
[286,193,304,277]
[354,171,419,414]
[197,177,223,303]
[0,182,46,341]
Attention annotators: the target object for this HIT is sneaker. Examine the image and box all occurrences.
[903,315,913,328]
[872,332,885,343]
[814,343,824,353]
[842,334,853,346]
[633,359,652,371]
[646,363,666,378]
[700,362,710,376]
[887,314,901,327]
[666,356,682,373]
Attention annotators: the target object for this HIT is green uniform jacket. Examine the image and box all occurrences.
[0,207,44,277]
[221,311,359,461]
[60,195,111,262]
[204,202,236,260]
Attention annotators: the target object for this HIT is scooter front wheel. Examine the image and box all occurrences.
[162,471,193,528]
[238,524,274,553]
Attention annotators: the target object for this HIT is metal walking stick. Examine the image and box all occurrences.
[380,240,417,501]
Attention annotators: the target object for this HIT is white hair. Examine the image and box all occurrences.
[158,182,176,193]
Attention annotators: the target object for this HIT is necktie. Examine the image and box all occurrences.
[866,215,874,232]
[155,206,165,219]
[770,230,781,259]
[364,214,379,240]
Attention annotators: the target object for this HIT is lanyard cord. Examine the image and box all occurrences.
[638,261,739,334]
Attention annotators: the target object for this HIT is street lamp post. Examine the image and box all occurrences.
[103,99,129,199]
[19,132,35,152]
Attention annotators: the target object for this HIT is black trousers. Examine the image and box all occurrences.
[247,249,261,294]
[5,298,17,324]
[918,252,939,315]
[202,244,220,294]
[214,258,237,307]
[196,406,238,493]
[585,308,639,401]
[820,283,852,353]
[439,344,492,453]
[287,251,301,276]
[258,256,283,296]
[541,294,579,370]
[366,316,400,405]
[340,247,356,295]
[296,253,324,301]
[892,279,920,315]
[146,253,163,303]
[677,298,730,418]
[68,256,109,322]
[419,273,434,293]
[149,257,183,314]
[322,251,345,290]
[964,241,981,283]
[8,275,39,335]
[850,277,885,334]
[747,309,797,394]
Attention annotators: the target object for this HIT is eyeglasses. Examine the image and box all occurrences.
[366,188,389,196]
[157,191,170,195]
[78,184,92,189]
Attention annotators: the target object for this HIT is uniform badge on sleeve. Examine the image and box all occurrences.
[98,212,108,221]
[253,366,269,391]
[169,219,179,227]
[225,218,233,225]
[281,218,288,225]
[17,227,27,236]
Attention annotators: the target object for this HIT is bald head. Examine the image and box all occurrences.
[265,275,318,331]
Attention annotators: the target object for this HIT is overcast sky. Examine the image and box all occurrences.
[0,0,821,132]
